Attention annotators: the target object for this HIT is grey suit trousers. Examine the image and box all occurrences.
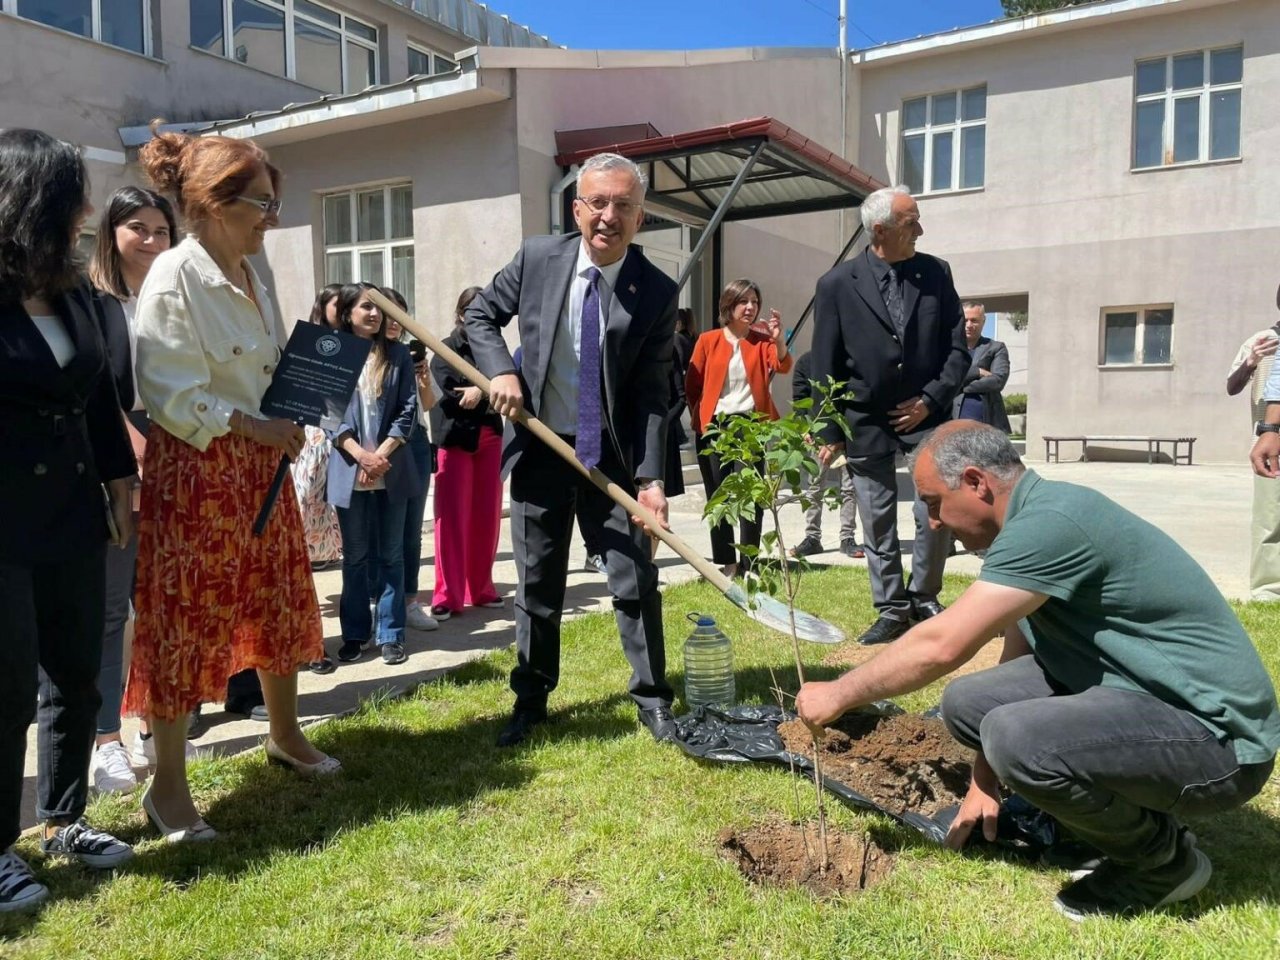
[509,435,673,710]
[846,439,948,620]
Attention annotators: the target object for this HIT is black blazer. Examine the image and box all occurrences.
[812,249,969,457]
[464,233,677,482]
[951,336,1012,434]
[92,290,134,413]
[0,283,136,563]
[430,330,503,452]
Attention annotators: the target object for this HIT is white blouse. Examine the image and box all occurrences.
[30,314,74,369]
[134,237,284,451]
[714,331,755,417]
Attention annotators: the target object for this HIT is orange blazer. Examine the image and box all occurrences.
[685,329,794,435]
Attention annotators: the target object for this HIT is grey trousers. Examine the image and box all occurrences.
[941,656,1274,868]
[846,446,948,620]
[1250,474,1280,601]
[801,463,858,543]
[509,436,673,711]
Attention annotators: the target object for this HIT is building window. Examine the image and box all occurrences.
[13,0,150,55]
[900,85,986,195]
[189,0,378,93]
[323,184,415,311]
[1133,45,1242,169]
[1100,305,1174,366]
[407,42,457,77]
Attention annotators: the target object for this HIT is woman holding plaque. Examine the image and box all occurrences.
[124,126,340,844]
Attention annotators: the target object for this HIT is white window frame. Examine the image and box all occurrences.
[1132,45,1243,170]
[322,183,414,309]
[200,0,378,92]
[899,84,986,196]
[1098,304,1175,368]
[4,0,153,56]
[407,41,457,77]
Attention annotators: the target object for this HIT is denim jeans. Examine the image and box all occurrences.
[402,431,432,597]
[96,530,137,735]
[337,490,407,646]
[1,544,106,847]
[941,655,1275,869]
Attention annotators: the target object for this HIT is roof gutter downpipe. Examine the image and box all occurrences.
[550,166,579,235]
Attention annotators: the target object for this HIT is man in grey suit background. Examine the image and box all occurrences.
[952,302,1012,433]
[812,186,969,646]
[465,153,678,747]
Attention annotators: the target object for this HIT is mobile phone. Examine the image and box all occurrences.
[102,485,121,543]
[408,339,426,364]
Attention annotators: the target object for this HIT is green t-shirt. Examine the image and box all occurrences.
[980,470,1280,766]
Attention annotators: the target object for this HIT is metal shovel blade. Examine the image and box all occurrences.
[725,583,846,645]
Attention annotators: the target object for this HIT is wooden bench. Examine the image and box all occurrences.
[1043,435,1196,466]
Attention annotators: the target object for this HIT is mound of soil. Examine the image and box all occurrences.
[777,713,972,818]
[718,819,895,896]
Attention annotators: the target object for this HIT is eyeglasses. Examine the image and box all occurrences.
[577,195,641,216]
[235,196,283,216]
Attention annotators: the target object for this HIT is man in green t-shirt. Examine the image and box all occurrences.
[796,421,1280,921]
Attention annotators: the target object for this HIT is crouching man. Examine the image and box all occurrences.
[795,422,1279,920]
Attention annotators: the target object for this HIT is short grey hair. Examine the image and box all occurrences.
[962,301,986,314]
[915,424,1025,490]
[860,185,911,233]
[577,152,648,196]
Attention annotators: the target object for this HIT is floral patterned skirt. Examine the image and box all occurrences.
[292,426,342,565]
[123,427,323,721]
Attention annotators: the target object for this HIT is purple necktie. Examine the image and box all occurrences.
[576,266,603,469]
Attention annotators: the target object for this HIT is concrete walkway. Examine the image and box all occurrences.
[19,457,1256,831]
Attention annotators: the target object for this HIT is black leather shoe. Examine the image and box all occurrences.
[637,705,678,743]
[911,598,946,621]
[225,698,269,721]
[857,616,910,646]
[496,704,548,748]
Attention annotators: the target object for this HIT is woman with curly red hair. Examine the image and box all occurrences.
[124,124,339,843]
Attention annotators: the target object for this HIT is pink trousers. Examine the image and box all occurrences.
[431,427,503,612]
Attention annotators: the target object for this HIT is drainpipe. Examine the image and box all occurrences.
[838,0,849,247]
[550,166,579,235]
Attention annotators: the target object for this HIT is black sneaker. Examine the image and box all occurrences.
[857,616,910,645]
[41,819,133,869]
[839,538,865,559]
[337,640,365,662]
[381,641,407,665]
[789,537,824,559]
[1053,830,1212,921]
[0,849,48,914]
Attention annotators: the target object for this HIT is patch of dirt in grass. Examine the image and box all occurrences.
[777,713,971,818]
[718,819,895,896]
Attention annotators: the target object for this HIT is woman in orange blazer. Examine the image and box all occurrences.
[685,278,792,577]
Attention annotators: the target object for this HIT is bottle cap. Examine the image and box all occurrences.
[686,612,717,627]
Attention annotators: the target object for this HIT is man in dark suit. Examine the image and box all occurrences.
[464,153,678,746]
[951,302,1012,433]
[812,186,969,645]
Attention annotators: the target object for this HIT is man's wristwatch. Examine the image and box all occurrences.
[636,478,665,492]
[1255,421,1280,436]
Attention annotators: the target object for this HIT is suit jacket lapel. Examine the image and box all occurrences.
[851,251,895,335]
[899,257,922,329]
[533,242,577,408]
[602,248,643,419]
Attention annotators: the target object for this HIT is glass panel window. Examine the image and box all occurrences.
[359,250,384,286]
[349,42,377,89]
[323,194,351,245]
[232,0,286,76]
[1101,306,1174,366]
[391,247,415,313]
[18,0,92,38]
[1210,90,1241,160]
[357,190,385,242]
[295,20,342,94]
[433,55,457,74]
[1132,45,1242,169]
[901,134,925,195]
[325,252,353,286]
[390,185,413,240]
[346,17,376,42]
[407,47,432,76]
[930,131,953,193]
[900,85,985,195]
[294,0,338,25]
[100,0,145,53]
[190,0,224,53]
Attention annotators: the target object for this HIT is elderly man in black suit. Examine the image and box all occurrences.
[465,153,678,747]
[812,186,969,646]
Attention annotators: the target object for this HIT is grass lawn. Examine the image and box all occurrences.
[4,568,1279,959]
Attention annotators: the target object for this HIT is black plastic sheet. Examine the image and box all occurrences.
[672,703,1061,855]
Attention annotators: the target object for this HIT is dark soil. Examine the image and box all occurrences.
[718,819,896,896]
[777,713,972,818]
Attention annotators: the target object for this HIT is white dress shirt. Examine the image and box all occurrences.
[540,242,627,436]
[714,331,755,417]
[135,237,284,450]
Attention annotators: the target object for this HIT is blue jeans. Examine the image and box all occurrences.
[337,490,407,646]
[403,431,432,597]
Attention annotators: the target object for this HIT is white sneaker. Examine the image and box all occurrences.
[130,732,198,768]
[90,741,139,794]
[405,602,439,631]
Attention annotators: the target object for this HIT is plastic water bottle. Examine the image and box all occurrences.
[683,614,735,709]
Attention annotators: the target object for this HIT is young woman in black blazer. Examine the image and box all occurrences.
[0,129,138,914]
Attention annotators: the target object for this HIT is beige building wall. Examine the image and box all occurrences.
[852,0,1279,462]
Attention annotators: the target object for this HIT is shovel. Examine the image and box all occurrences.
[367,290,845,645]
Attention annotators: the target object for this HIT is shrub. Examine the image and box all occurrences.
[1004,392,1027,415]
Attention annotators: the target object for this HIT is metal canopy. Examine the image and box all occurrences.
[553,116,884,227]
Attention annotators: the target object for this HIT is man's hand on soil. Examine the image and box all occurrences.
[944,761,1002,851]
[795,680,847,733]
